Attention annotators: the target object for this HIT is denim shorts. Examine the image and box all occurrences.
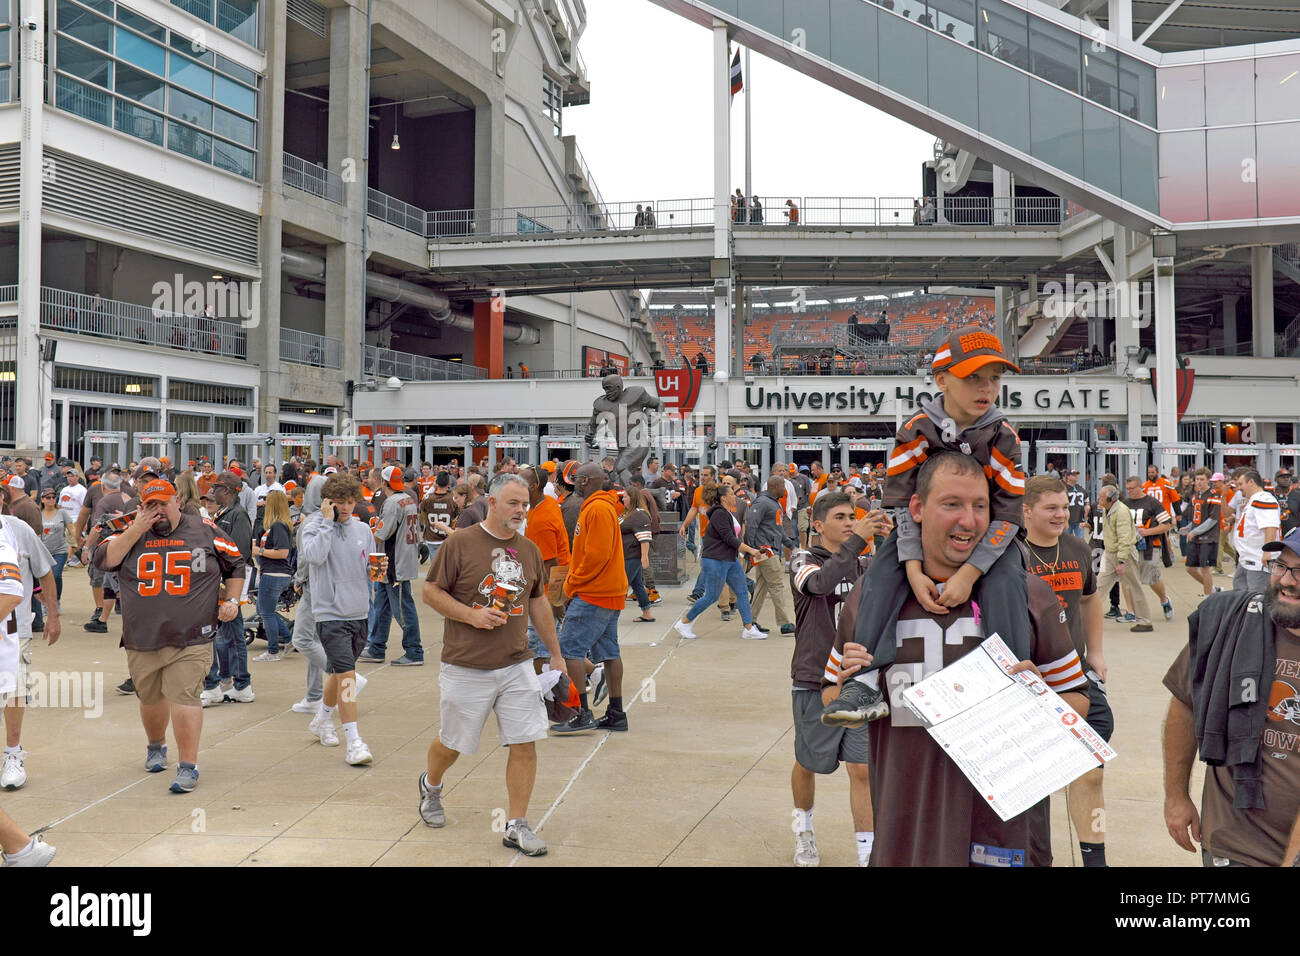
[558,597,621,662]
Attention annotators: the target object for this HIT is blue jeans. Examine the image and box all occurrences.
[558,596,621,662]
[1068,525,1086,539]
[257,574,292,653]
[686,557,753,625]
[366,580,423,660]
[206,609,250,690]
[49,552,66,603]
[626,559,650,612]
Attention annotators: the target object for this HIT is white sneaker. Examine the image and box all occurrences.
[673,619,697,640]
[1,750,27,790]
[309,713,339,747]
[794,830,819,867]
[252,652,280,662]
[291,697,320,714]
[346,738,373,765]
[2,835,55,867]
[225,684,255,703]
[741,625,767,640]
[200,683,230,708]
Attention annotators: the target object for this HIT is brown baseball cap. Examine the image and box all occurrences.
[932,326,1020,377]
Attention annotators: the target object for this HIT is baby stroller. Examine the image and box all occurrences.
[244,578,301,647]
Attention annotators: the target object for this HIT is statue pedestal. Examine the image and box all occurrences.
[652,519,689,586]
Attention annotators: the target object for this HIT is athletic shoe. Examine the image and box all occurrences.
[794,830,819,867]
[391,655,424,666]
[552,709,598,734]
[780,623,796,635]
[1163,602,1175,621]
[225,684,255,703]
[720,610,733,622]
[1,750,26,790]
[741,625,767,640]
[345,739,373,766]
[145,744,167,773]
[115,678,135,696]
[1118,612,1136,623]
[673,619,697,640]
[169,766,198,793]
[356,647,385,663]
[83,619,108,633]
[821,680,890,727]
[591,664,608,707]
[309,713,339,747]
[1130,623,1154,633]
[200,683,230,708]
[2,836,55,868]
[503,819,547,856]
[647,588,662,605]
[291,697,321,714]
[688,589,703,602]
[752,622,770,634]
[1102,607,1121,620]
[252,651,280,662]
[418,772,445,827]
[595,708,628,732]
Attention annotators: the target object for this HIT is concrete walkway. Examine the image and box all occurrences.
[6,559,1208,867]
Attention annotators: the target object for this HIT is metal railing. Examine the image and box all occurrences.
[172,0,258,46]
[280,327,342,369]
[0,286,17,304]
[363,345,487,382]
[40,287,248,359]
[1277,311,1300,357]
[368,187,427,236]
[282,152,343,204]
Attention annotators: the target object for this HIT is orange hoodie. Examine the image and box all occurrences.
[564,489,627,609]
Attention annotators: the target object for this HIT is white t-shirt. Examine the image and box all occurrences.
[58,482,86,522]
[1234,490,1281,569]
[0,535,25,697]
[0,517,52,641]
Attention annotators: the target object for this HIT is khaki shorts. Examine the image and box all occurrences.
[126,643,212,706]
[4,635,33,706]
[1138,558,1162,586]
[437,660,548,755]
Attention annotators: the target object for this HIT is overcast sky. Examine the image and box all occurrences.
[563,0,937,204]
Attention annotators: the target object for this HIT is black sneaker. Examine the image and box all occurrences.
[551,709,598,734]
[1103,607,1121,620]
[720,610,733,622]
[596,709,628,732]
[89,608,102,622]
[780,623,796,635]
[820,679,889,727]
[115,678,136,696]
[84,619,108,633]
[688,589,703,603]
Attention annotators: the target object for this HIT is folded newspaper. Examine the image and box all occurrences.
[900,634,1117,822]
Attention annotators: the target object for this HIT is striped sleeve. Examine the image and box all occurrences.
[1039,649,1088,694]
[887,435,929,477]
[634,530,653,543]
[824,645,843,684]
[1156,507,1172,525]
[0,560,21,598]
[792,557,822,594]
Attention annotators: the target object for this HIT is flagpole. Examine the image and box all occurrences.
[744,47,752,203]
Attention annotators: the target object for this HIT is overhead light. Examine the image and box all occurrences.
[391,133,400,150]
[125,383,142,393]
[1282,70,1297,85]
[0,371,13,382]
[212,273,224,280]
[1083,54,1089,67]
[797,423,809,430]
[982,8,988,21]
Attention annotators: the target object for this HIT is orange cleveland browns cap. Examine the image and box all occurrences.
[932,326,1020,377]
[141,479,177,503]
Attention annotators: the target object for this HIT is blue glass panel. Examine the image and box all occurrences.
[116,27,165,76]
[213,73,255,115]
[169,52,213,96]
[169,85,213,127]
[168,120,212,162]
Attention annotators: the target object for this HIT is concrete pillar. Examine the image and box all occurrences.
[474,98,506,216]
[16,0,45,450]
[328,2,368,382]
[254,0,290,431]
[1222,293,1239,352]
[992,166,1012,226]
[325,242,365,380]
[474,297,504,378]
[1251,247,1275,357]
[712,19,731,439]
[1153,262,1177,466]
[1109,0,1132,41]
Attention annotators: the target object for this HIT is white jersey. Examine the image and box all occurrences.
[0,534,25,697]
[1234,490,1280,570]
[58,482,86,522]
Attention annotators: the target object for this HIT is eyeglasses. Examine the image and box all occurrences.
[1266,560,1300,582]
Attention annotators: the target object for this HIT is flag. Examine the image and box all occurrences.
[731,48,743,98]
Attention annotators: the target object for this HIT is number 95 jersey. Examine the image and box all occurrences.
[96,512,246,652]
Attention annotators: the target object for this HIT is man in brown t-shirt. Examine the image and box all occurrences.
[826,454,1089,866]
[420,472,561,857]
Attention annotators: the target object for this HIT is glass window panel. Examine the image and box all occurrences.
[1120,120,1159,212]
[1255,54,1300,124]
[0,27,9,67]
[978,53,1030,153]
[168,85,212,127]
[55,73,111,125]
[1257,122,1300,217]
[170,32,213,64]
[172,0,214,24]
[167,120,212,162]
[57,37,112,88]
[784,0,829,59]
[978,1,1027,71]
[77,0,114,15]
[214,105,253,145]
[930,0,976,46]
[1157,64,1204,129]
[829,0,878,82]
[878,11,928,105]
[115,27,165,75]
[114,98,164,145]
[214,54,256,86]
[1082,102,1121,198]
[1118,55,1155,125]
[1029,81,1083,179]
[213,139,254,178]
[1206,126,1257,221]
[117,8,165,41]
[1028,16,1079,94]
[1082,43,1117,110]
[169,53,213,96]
[116,62,164,109]
[736,0,781,37]
[928,31,977,129]
[213,73,255,115]
[57,0,112,52]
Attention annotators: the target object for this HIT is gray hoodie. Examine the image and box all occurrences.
[299,511,373,622]
[375,489,420,583]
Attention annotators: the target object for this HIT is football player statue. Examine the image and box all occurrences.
[585,374,664,493]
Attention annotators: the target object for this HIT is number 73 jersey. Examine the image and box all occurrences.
[99,512,246,652]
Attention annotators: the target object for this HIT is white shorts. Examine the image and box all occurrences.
[437,660,549,755]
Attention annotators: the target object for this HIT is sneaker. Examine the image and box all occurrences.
[169,765,198,793]
[200,683,230,708]
[2,836,56,868]
[356,647,385,663]
[252,651,280,662]
[688,589,703,602]
[1130,623,1154,632]
[780,623,796,635]
[647,588,662,606]
[115,678,135,696]
[503,819,547,856]
[673,619,697,640]
[144,744,167,773]
[1163,602,1175,621]
[1,750,26,790]
[1102,607,1121,620]
[552,709,598,734]
[345,738,373,766]
[741,625,767,640]
[720,610,733,622]
[794,830,820,867]
[391,655,424,666]
[309,713,339,747]
[590,664,608,707]
[225,684,255,704]
[595,708,628,732]
[88,607,101,622]
[83,619,108,633]
[752,622,770,634]
[1118,612,1136,623]
[821,679,890,727]
[291,697,321,714]
[418,772,446,827]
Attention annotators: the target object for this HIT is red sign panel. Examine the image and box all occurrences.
[654,367,704,416]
